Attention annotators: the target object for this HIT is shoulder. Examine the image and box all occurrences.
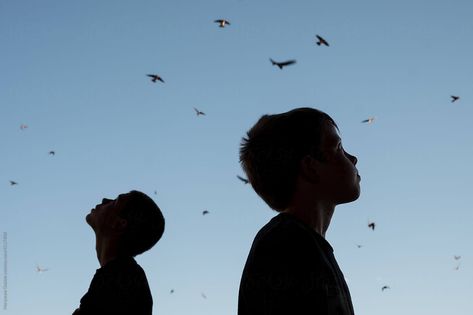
[247,214,321,269]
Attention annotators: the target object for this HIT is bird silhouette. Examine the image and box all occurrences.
[49,150,55,156]
[368,222,375,231]
[9,180,18,186]
[315,35,329,46]
[237,175,249,184]
[201,292,207,299]
[202,210,209,215]
[451,95,460,103]
[193,107,206,116]
[381,285,390,291]
[147,74,164,83]
[170,289,174,294]
[356,244,363,248]
[454,255,461,260]
[36,265,49,273]
[270,58,296,70]
[361,117,375,124]
[214,19,230,28]
[20,124,28,130]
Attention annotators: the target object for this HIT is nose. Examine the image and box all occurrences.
[99,198,113,206]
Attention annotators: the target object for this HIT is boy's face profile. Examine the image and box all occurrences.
[313,120,361,205]
[86,194,128,236]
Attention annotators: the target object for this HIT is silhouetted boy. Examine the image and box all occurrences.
[73,190,165,315]
[238,108,360,315]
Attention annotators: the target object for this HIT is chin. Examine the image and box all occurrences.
[337,187,361,204]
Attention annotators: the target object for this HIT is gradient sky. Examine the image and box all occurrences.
[1,0,472,314]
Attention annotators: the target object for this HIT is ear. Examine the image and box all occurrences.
[299,155,320,183]
[113,218,128,231]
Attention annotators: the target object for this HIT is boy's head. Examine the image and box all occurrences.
[240,107,360,212]
[86,190,165,257]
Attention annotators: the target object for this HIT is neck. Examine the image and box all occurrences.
[94,234,121,267]
[284,200,335,237]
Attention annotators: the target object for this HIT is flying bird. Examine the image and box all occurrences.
[202,210,209,215]
[451,95,460,103]
[193,107,205,116]
[20,124,28,130]
[201,292,207,299]
[315,35,329,46]
[356,244,363,248]
[381,285,390,292]
[368,222,375,231]
[214,19,230,28]
[237,175,249,184]
[36,265,49,273]
[270,58,296,70]
[49,150,55,156]
[147,74,164,83]
[454,255,461,260]
[9,180,18,186]
[170,289,174,294]
[361,117,375,124]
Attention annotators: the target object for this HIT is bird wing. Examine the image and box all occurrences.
[281,60,296,66]
[237,175,247,182]
[318,36,329,46]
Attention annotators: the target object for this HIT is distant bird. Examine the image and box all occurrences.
[454,264,460,271]
[201,292,207,299]
[154,190,158,195]
[356,244,363,248]
[368,222,376,231]
[361,117,375,124]
[9,180,18,186]
[454,255,461,260]
[237,175,249,184]
[381,285,390,291]
[20,124,28,130]
[193,107,206,116]
[36,265,49,273]
[170,289,174,294]
[451,95,460,103]
[49,150,55,156]
[214,19,230,28]
[202,210,209,215]
[315,35,329,46]
[270,58,296,70]
[147,74,164,83]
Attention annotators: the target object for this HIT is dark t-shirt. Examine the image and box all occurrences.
[238,213,355,315]
[77,256,153,315]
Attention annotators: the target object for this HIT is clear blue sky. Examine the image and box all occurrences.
[1,0,472,314]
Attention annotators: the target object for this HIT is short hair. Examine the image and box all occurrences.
[118,190,165,257]
[239,107,337,212]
